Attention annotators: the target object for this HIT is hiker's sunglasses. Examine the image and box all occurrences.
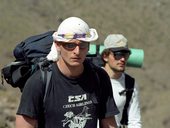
[111,51,130,60]
[60,42,89,50]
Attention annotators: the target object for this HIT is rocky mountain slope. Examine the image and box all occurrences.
[0,0,170,127]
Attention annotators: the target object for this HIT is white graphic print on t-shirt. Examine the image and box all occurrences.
[61,94,93,128]
[62,106,92,128]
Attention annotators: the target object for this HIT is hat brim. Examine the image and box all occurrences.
[53,28,98,42]
[110,47,130,52]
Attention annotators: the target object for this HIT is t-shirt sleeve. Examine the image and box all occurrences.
[97,68,119,119]
[16,70,44,119]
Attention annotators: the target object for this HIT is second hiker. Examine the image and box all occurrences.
[101,34,142,128]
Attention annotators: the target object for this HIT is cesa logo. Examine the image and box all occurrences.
[68,94,87,103]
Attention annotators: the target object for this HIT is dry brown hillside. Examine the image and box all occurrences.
[0,0,170,128]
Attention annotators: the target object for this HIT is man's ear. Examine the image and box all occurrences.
[54,41,61,52]
[104,58,108,62]
[103,54,108,62]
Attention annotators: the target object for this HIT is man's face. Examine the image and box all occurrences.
[55,39,89,67]
[105,51,130,72]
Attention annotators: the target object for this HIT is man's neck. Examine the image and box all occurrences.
[104,64,122,79]
[56,59,84,78]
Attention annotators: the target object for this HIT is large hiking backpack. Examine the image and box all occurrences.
[1,31,55,91]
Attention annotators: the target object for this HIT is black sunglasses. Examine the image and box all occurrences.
[112,51,130,60]
[60,42,89,50]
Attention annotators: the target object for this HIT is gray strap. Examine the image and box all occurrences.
[38,60,52,103]
[43,70,52,103]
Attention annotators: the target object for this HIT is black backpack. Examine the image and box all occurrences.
[1,31,55,91]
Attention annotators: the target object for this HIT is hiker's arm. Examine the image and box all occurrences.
[128,83,142,128]
[100,116,117,128]
[16,115,37,128]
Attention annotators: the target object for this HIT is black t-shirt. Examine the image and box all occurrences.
[17,61,119,128]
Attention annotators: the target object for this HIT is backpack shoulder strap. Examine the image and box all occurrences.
[84,59,100,86]
[120,73,135,125]
[84,59,101,97]
[38,59,53,103]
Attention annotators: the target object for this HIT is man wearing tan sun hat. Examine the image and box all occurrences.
[16,17,119,128]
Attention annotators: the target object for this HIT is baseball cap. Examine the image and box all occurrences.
[104,34,130,52]
[53,17,98,42]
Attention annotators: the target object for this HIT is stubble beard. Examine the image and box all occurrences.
[112,66,125,73]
